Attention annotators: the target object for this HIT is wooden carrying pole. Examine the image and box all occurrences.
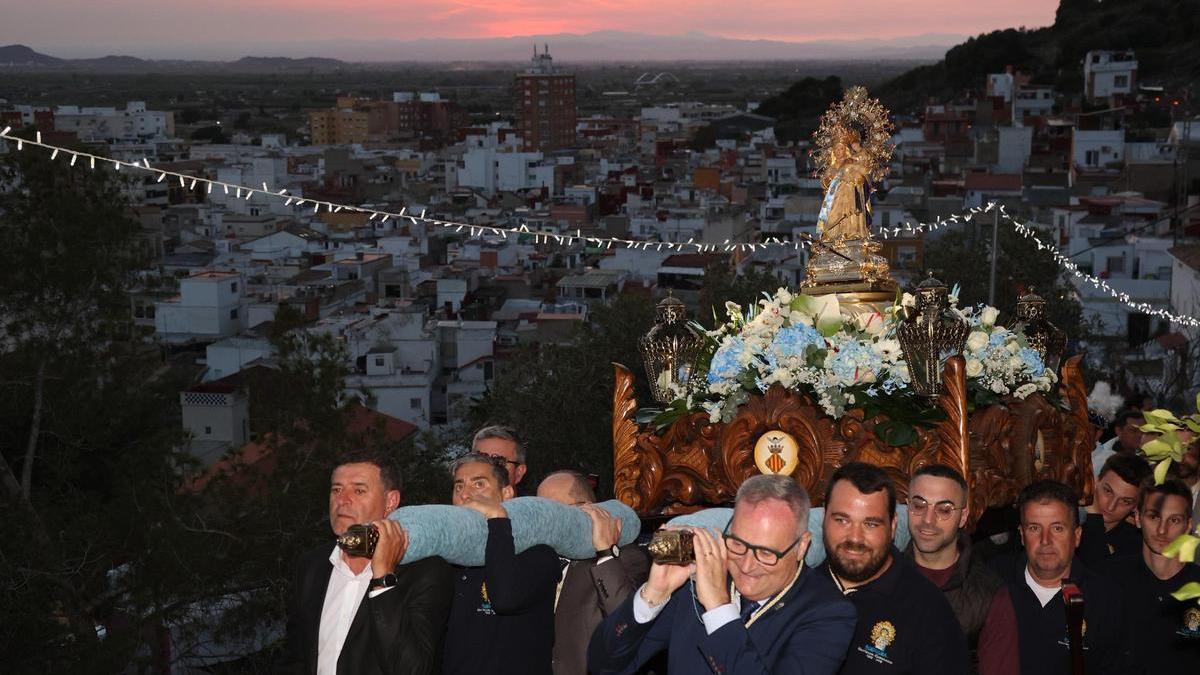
[1062,580,1086,675]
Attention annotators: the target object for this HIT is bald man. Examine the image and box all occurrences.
[537,471,649,675]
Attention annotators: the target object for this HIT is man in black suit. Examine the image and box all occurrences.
[536,470,650,675]
[443,452,560,675]
[280,451,453,675]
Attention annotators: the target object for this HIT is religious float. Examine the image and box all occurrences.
[614,87,1093,527]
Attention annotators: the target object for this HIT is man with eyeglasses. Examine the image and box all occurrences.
[472,424,528,490]
[902,464,1017,675]
[587,474,857,675]
[821,462,968,675]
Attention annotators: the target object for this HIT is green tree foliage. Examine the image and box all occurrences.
[922,226,1088,340]
[696,262,791,329]
[877,0,1200,112]
[0,137,186,669]
[753,76,844,145]
[0,145,450,669]
[467,294,656,497]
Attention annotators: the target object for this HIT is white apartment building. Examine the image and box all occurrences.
[1084,50,1137,103]
[53,101,174,142]
[155,271,245,344]
[1072,129,1125,171]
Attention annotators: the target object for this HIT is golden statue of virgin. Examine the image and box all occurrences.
[802,86,898,303]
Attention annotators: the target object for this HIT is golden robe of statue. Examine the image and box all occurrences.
[816,127,873,242]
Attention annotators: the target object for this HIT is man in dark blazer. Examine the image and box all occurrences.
[280,451,453,675]
[537,470,650,675]
[588,475,857,675]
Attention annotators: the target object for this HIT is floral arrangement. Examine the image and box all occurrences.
[658,287,1057,445]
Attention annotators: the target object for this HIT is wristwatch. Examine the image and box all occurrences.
[368,573,398,591]
[596,545,620,559]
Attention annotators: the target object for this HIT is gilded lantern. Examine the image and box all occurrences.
[897,273,969,397]
[640,294,706,404]
[1012,290,1067,373]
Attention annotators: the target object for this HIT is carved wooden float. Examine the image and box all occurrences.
[612,355,1095,527]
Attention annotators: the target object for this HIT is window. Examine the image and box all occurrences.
[1106,256,1125,274]
[409,398,422,409]
[204,426,212,435]
[230,282,238,293]
[1085,150,1099,166]
[230,308,239,319]
[374,357,385,367]
[1113,75,1128,87]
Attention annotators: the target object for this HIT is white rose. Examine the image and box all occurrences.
[966,331,988,352]
[776,288,793,305]
[965,358,983,377]
[901,293,916,309]
[1006,340,1020,355]
[980,306,999,327]
[1014,383,1038,399]
[1008,355,1024,371]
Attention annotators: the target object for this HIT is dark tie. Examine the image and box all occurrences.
[739,598,758,623]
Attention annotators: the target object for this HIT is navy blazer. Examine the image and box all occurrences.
[587,565,857,675]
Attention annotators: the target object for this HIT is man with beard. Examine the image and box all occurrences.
[903,464,1017,675]
[821,462,967,674]
[1078,454,1151,567]
[1103,478,1200,674]
[993,480,1130,675]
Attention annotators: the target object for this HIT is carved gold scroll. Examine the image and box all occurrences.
[612,355,1094,526]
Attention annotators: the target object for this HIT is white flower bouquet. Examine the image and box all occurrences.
[655,287,1058,446]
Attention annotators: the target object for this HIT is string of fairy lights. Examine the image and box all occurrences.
[2,126,1197,327]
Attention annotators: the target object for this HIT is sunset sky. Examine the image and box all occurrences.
[7,0,1061,58]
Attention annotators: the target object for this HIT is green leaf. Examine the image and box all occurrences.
[1163,533,1200,563]
[1154,457,1173,485]
[1143,408,1182,426]
[1142,436,1182,461]
[1170,581,1200,602]
[874,419,919,447]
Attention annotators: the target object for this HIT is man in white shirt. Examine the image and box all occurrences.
[992,480,1131,675]
[280,451,453,675]
[1091,409,1144,476]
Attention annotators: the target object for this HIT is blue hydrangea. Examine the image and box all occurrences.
[987,331,1008,348]
[1018,347,1046,377]
[828,341,885,385]
[769,323,824,360]
[707,336,747,384]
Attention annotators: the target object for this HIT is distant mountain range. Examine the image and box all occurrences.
[0,31,965,70]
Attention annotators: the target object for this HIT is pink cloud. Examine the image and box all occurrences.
[10,0,1061,57]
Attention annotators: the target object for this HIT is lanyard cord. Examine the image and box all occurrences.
[688,562,805,629]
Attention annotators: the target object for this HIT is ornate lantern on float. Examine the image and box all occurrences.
[1012,289,1067,373]
[640,294,706,404]
[897,273,969,398]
